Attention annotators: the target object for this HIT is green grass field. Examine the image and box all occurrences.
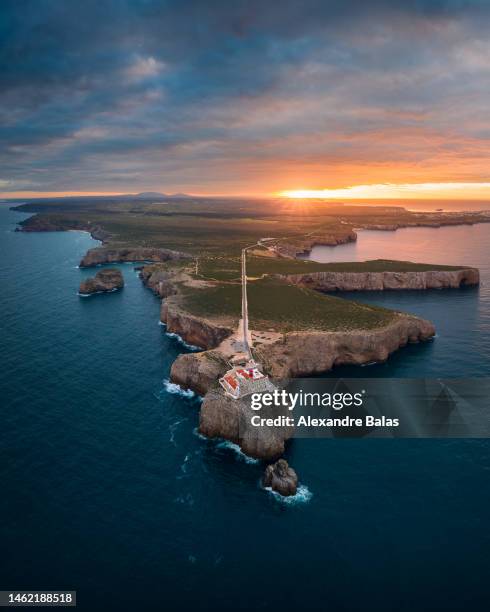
[196,255,466,282]
[180,278,397,332]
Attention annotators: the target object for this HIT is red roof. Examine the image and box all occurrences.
[237,368,252,378]
[224,375,238,390]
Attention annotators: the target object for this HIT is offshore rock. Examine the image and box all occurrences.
[79,268,124,295]
[277,268,480,291]
[263,459,298,496]
[80,246,190,268]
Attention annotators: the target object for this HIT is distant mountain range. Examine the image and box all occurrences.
[133,192,192,199]
[4,192,195,203]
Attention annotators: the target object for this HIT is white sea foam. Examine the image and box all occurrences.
[163,379,195,398]
[77,287,119,297]
[192,427,208,440]
[165,331,201,351]
[264,483,313,505]
[169,418,187,445]
[180,453,191,474]
[216,440,259,464]
[173,493,194,506]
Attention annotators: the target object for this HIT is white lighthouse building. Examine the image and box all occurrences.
[219,360,275,399]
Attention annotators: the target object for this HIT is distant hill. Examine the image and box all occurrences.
[133,192,193,199]
[134,192,167,199]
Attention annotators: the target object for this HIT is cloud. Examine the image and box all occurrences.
[124,55,165,81]
[0,0,489,195]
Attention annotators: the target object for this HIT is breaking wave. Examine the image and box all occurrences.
[163,379,195,398]
[216,440,259,464]
[192,427,208,440]
[165,331,201,351]
[181,453,190,473]
[173,492,194,506]
[169,418,187,445]
[77,287,119,297]
[265,484,313,505]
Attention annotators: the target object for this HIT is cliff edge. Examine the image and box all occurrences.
[277,268,480,291]
[79,268,124,295]
[80,246,191,268]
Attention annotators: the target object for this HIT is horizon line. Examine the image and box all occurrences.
[2,181,490,201]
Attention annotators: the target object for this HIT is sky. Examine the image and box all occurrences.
[1,0,490,199]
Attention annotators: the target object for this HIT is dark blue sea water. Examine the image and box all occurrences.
[1,206,489,611]
[304,224,490,378]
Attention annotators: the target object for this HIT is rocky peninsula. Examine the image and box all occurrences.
[277,267,480,292]
[79,268,124,295]
[165,297,435,460]
[80,246,191,268]
[16,214,111,243]
[11,197,486,492]
[273,230,357,258]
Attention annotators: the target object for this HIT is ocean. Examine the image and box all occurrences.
[1,205,489,611]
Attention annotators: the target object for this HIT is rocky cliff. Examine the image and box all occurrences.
[277,268,479,291]
[80,246,190,268]
[170,350,229,396]
[253,315,435,378]
[274,230,357,258]
[161,298,235,349]
[139,264,178,298]
[199,388,294,460]
[79,268,124,295]
[170,312,435,394]
[17,215,111,243]
[169,310,434,461]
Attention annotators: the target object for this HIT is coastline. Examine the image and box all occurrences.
[10,209,482,464]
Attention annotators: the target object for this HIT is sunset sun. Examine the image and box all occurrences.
[279,183,490,200]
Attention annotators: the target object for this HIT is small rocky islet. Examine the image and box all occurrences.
[263,459,299,497]
[79,268,124,296]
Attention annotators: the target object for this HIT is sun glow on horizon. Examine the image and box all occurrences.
[280,183,490,200]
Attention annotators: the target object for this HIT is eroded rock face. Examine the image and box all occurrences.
[171,313,434,461]
[199,389,294,460]
[161,299,235,349]
[275,231,357,258]
[170,351,229,396]
[17,215,111,242]
[170,314,435,394]
[263,459,298,496]
[79,268,124,295]
[79,246,190,268]
[254,316,435,378]
[278,268,480,291]
[139,264,177,298]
